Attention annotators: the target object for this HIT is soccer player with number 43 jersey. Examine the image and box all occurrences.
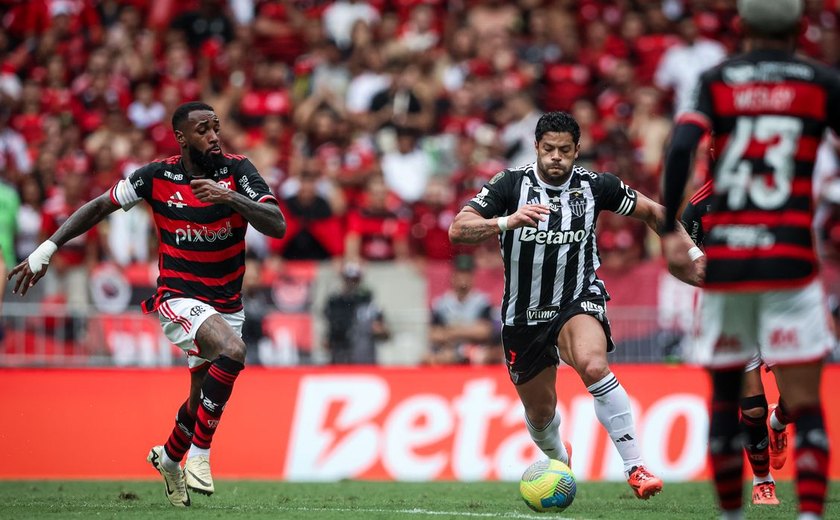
[450,111,703,500]
[662,1,838,518]
[7,102,286,507]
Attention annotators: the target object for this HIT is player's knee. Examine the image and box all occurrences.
[526,405,556,430]
[740,395,768,419]
[577,359,609,386]
[220,338,247,363]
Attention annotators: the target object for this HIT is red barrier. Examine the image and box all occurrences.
[0,366,837,481]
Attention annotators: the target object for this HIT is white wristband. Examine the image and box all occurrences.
[497,216,509,232]
[688,246,705,262]
[28,240,58,274]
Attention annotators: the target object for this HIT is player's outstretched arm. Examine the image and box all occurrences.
[629,192,705,286]
[7,192,120,295]
[191,179,286,238]
[449,204,549,245]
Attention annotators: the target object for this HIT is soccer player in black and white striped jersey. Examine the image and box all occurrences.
[450,111,703,499]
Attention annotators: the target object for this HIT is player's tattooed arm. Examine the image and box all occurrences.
[49,193,121,247]
[191,179,286,238]
[449,205,549,244]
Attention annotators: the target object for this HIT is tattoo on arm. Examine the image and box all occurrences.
[50,193,119,248]
[451,211,500,244]
[225,192,286,238]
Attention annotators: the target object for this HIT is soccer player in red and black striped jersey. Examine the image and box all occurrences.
[662,1,837,518]
[682,180,790,507]
[8,102,286,507]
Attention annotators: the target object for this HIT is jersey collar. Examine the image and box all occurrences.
[531,162,574,192]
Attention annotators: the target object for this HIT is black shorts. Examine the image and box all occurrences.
[501,293,615,385]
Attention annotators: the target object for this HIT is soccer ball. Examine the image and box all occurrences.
[519,459,576,513]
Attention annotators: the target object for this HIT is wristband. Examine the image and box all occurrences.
[28,240,57,274]
[497,216,509,232]
[688,246,705,262]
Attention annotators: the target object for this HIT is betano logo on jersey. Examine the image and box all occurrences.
[174,220,233,245]
[519,227,586,245]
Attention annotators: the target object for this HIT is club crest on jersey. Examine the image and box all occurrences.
[568,190,586,217]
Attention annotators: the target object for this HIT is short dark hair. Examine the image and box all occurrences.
[171,101,215,131]
[535,112,580,144]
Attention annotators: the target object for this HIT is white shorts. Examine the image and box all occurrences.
[158,298,245,370]
[692,279,834,369]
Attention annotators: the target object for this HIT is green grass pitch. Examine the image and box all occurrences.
[0,480,835,519]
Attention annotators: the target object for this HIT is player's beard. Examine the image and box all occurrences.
[188,144,223,177]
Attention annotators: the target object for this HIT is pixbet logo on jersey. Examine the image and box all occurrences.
[174,220,233,245]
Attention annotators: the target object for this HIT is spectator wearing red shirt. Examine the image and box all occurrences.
[253,0,308,65]
[40,169,99,310]
[410,176,458,261]
[345,176,409,262]
[236,59,292,128]
[541,29,593,112]
[271,170,343,260]
[39,54,74,115]
[0,103,33,183]
[10,80,46,150]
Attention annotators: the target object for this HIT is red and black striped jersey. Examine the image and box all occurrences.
[109,154,278,313]
[679,49,840,291]
[681,180,713,247]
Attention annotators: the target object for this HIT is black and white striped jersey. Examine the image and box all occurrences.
[465,163,638,326]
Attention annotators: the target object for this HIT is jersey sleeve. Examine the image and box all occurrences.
[465,169,513,218]
[591,172,638,216]
[680,199,705,246]
[676,70,714,133]
[234,159,278,204]
[109,162,155,210]
[825,69,840,135]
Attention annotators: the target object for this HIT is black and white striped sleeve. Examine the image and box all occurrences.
[592,172,637,215]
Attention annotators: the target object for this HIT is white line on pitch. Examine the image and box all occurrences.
[277,506,580,519]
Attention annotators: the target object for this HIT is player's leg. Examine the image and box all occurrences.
[152,299,246,498]
[774,362,828,519]
[557,314,661,499]
[183,312,246,495]
[708,368,745,518]
[513,365,571,466]
[158,364,207,472]
[504,325,570,466]
[759,280,833,519]
[767,394,792,469]
[695,290,757,519]
[740,360,778,505]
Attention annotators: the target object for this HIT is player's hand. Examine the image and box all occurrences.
[662,232,705,286]
[508,204,550,229]
[191,179,232,204]
[7,259,48,296]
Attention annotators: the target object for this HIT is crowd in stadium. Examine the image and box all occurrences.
[2,0,840,364]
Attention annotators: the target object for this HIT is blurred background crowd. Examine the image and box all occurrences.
[2,0,840,367]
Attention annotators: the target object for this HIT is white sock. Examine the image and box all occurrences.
[587,373,643,474]
[525,410,570,465]
[797,513,821,520]
[161,450,181,472]
[188,445,210,459]
[721,509,744,520]
[753,473,774,485]
[769,410,786,432]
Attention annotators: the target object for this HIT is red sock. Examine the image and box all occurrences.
[794,406,829,516]
[192,356,244,449]
[164,400,196,462]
